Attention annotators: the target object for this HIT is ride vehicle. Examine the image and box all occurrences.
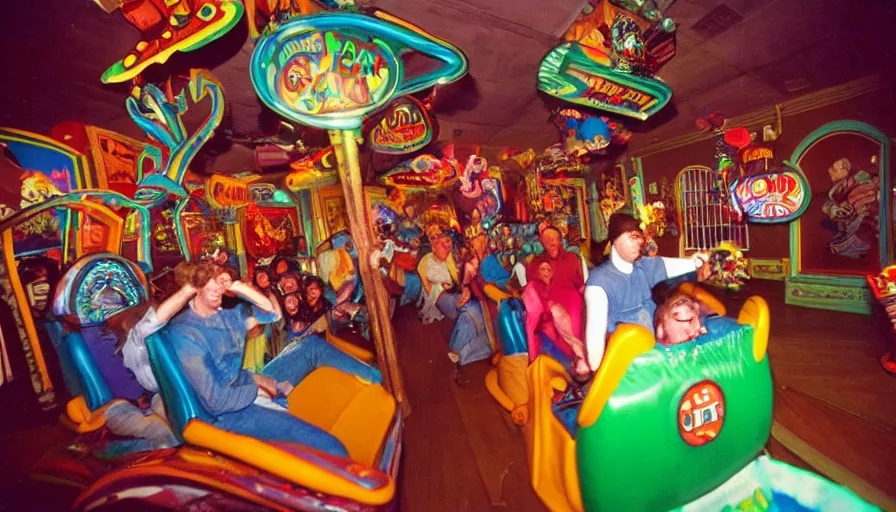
[521,283,875,511]
[32,253,403,511]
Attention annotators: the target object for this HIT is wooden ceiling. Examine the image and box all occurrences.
[1,0,894,171]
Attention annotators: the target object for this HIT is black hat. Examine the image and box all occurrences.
[607,212,642,243]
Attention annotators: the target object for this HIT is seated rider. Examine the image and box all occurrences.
[289,275,332,336]
[417,222,492,365]
[522,225,587,365]
[585,213,710,370]
[166,262,381,458]
[525,260,590,379]
[654,293,709,347]
[72,266,202,447]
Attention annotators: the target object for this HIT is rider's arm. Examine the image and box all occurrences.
[229,281,281,325]
[585,285,609,370]
[154,284,196,325]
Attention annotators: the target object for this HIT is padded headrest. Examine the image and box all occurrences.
[53,253,149,327]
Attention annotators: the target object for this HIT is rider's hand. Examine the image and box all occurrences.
[277,381,294,397]
[694,253,711,282]
[252,373,278,397]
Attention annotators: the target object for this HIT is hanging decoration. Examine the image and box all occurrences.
[551,108,632,159]
[283,146,339,191]
[366,95,438,156]
[249,12,468,131]
[537,0,677,120]
[728,145,811,223]
[103,0,245,84]
[377,145,460,190]
[127,69,226,203]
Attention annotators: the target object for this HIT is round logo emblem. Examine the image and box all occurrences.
[678,380,725,446]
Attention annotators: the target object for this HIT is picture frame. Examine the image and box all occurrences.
[84,126,146,189]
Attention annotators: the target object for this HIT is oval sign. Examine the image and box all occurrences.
[256,28,400,126]
[678,380,725,447]
[251,12,468,130]
[729,165,811,223]
[368,96,436,155]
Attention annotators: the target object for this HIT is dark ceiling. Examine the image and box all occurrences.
[1,0,894,171]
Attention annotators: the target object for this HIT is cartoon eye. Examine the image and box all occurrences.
[287,71,301,89]
[197,4,216,21]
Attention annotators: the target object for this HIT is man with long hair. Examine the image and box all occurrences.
[166,261,379,457]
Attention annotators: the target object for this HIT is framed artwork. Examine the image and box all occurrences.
[313,184,349,244]
[364,186,389,239]
[596,163,630,226]
[787,120,891,315]
[541,177,591,249]
[1,128,90,256]
[85,126,145,188]
[0,128,91,192]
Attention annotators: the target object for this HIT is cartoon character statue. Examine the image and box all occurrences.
[822,156,880,259]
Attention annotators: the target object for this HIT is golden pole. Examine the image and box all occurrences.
[328,128,409,416]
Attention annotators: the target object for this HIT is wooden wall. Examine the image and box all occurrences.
[637,86,896,259]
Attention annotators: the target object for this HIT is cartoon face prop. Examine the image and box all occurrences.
[18,257,60,317]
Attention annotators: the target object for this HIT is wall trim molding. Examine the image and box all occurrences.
[631,75,889,159]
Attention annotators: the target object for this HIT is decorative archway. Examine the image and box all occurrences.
[786,120,891,315]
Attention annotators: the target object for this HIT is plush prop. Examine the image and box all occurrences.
[551,108,634,161]
[701,242,751,292]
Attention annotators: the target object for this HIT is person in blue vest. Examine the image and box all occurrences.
[584,213,710,370]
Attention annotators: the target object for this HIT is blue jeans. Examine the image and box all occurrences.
[437,293,493,365]
[211,335,383,458]
[213,404,348,457]
[260,334,383,386]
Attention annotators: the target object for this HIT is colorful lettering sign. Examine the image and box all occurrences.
[538,42,672,120]
[205,175,250,210]
[368,96,435,155]
[679,380,725,446]
[729,168,810,223]
[250,12,468,130]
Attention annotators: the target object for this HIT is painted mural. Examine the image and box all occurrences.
[797,131,882,274]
